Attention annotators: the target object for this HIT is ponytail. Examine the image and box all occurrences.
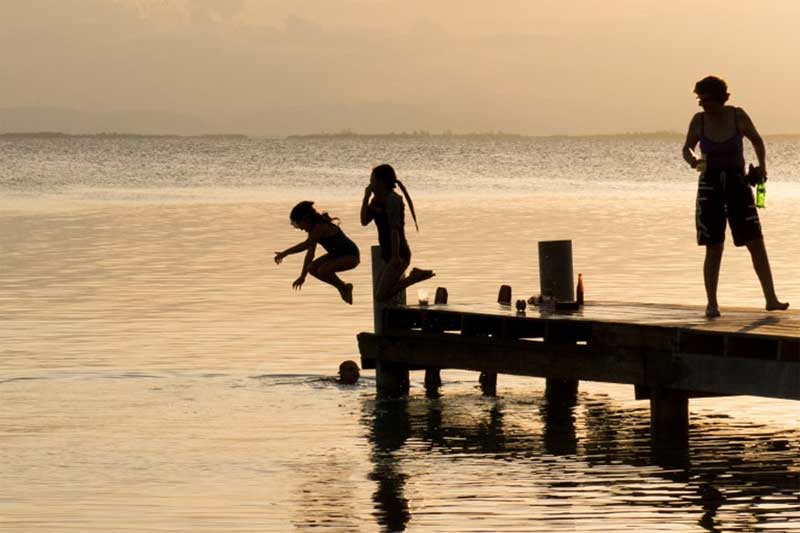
[320,212,340,226]
[290,201,339,228]
[395,179,419,232]
[371,164,419,232]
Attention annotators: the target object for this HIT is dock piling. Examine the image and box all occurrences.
[371,245,410,396]
[539,240,580,401]
[479,371,498,396]
[545,378,579,406]
[424,369,442,397]
[538,240,574,301]
[650,388,689,448]
[422,287,448,396]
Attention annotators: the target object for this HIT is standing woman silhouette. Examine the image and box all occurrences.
[682,75,788,317]
[361,164,434,302]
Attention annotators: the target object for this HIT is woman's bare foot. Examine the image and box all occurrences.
[766,300,789,311]
[705,305,721,318]
[406,267,435,285]
[339,283,354,305]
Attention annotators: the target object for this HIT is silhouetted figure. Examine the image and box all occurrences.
[682,76,788,317]
[360,164,434,302]
[338,360,360,385]
[275,201,360,304]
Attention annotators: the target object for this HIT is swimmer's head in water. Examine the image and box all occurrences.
[338,360,360,385]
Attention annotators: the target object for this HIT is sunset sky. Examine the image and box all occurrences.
[2,0,800,134]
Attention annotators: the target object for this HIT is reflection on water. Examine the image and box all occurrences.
[367,399,412,532]
[2,193,800,531]
[361,393,800,532]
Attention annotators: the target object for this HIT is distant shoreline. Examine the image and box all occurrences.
[0,132,249,140]
[2,130,800,140]
[287,130,684,140]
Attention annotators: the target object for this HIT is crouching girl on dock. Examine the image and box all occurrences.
[361,164,434,302]
[274,201,360,304]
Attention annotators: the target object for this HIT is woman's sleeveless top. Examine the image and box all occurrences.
[699,108,745,173]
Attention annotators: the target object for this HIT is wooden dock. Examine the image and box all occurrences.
[359,299,800,446]
[358,245,799,447]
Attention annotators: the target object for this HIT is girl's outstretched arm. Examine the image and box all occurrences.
[275,240,311,264]
[292,224,323,289]
[293,241,317,289]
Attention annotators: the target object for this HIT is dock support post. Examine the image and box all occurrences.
[376,360,410,398]
[545,378,579,406]
[650,388,689,448]
[538,240,574,301]
[423,287,447,397]
[479,372,497,396]
[371,246,409,397]
[539,240,579,403]
[424,369,442,397]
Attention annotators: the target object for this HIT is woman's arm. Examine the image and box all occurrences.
[360,185,373,226]
[738,108,767,176]
[682,113,702,168]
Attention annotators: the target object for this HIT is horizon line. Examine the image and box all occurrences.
[4,130,800,139]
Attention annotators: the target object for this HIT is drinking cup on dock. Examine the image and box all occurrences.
[417,288,429,306]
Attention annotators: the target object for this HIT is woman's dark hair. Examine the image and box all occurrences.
[371,164,419,231]
[289,201,337,226]
[694,76,729,104]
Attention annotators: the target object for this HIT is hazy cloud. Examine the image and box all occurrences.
[1,1,799,134]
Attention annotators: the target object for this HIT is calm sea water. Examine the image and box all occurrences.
[2,135,800,532]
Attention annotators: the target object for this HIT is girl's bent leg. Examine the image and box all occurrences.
[311,256,360,304]
[375,261,408,303]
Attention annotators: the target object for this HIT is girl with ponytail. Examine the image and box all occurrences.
[361,164,434,302]
[275,201,360,304]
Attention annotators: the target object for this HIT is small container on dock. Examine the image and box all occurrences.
[417,288,429,306]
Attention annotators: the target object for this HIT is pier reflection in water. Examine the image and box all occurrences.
[362,391,800,532]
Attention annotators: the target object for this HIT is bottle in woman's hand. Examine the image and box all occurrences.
[695,155,706,173]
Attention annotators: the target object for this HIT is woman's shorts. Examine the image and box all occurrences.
[696,169,762,247]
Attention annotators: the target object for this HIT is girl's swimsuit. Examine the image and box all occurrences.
[696,107,762,247]
[318,226,360,259]
[369,196,411,264]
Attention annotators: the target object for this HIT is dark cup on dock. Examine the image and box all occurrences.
[498,285,512,305]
